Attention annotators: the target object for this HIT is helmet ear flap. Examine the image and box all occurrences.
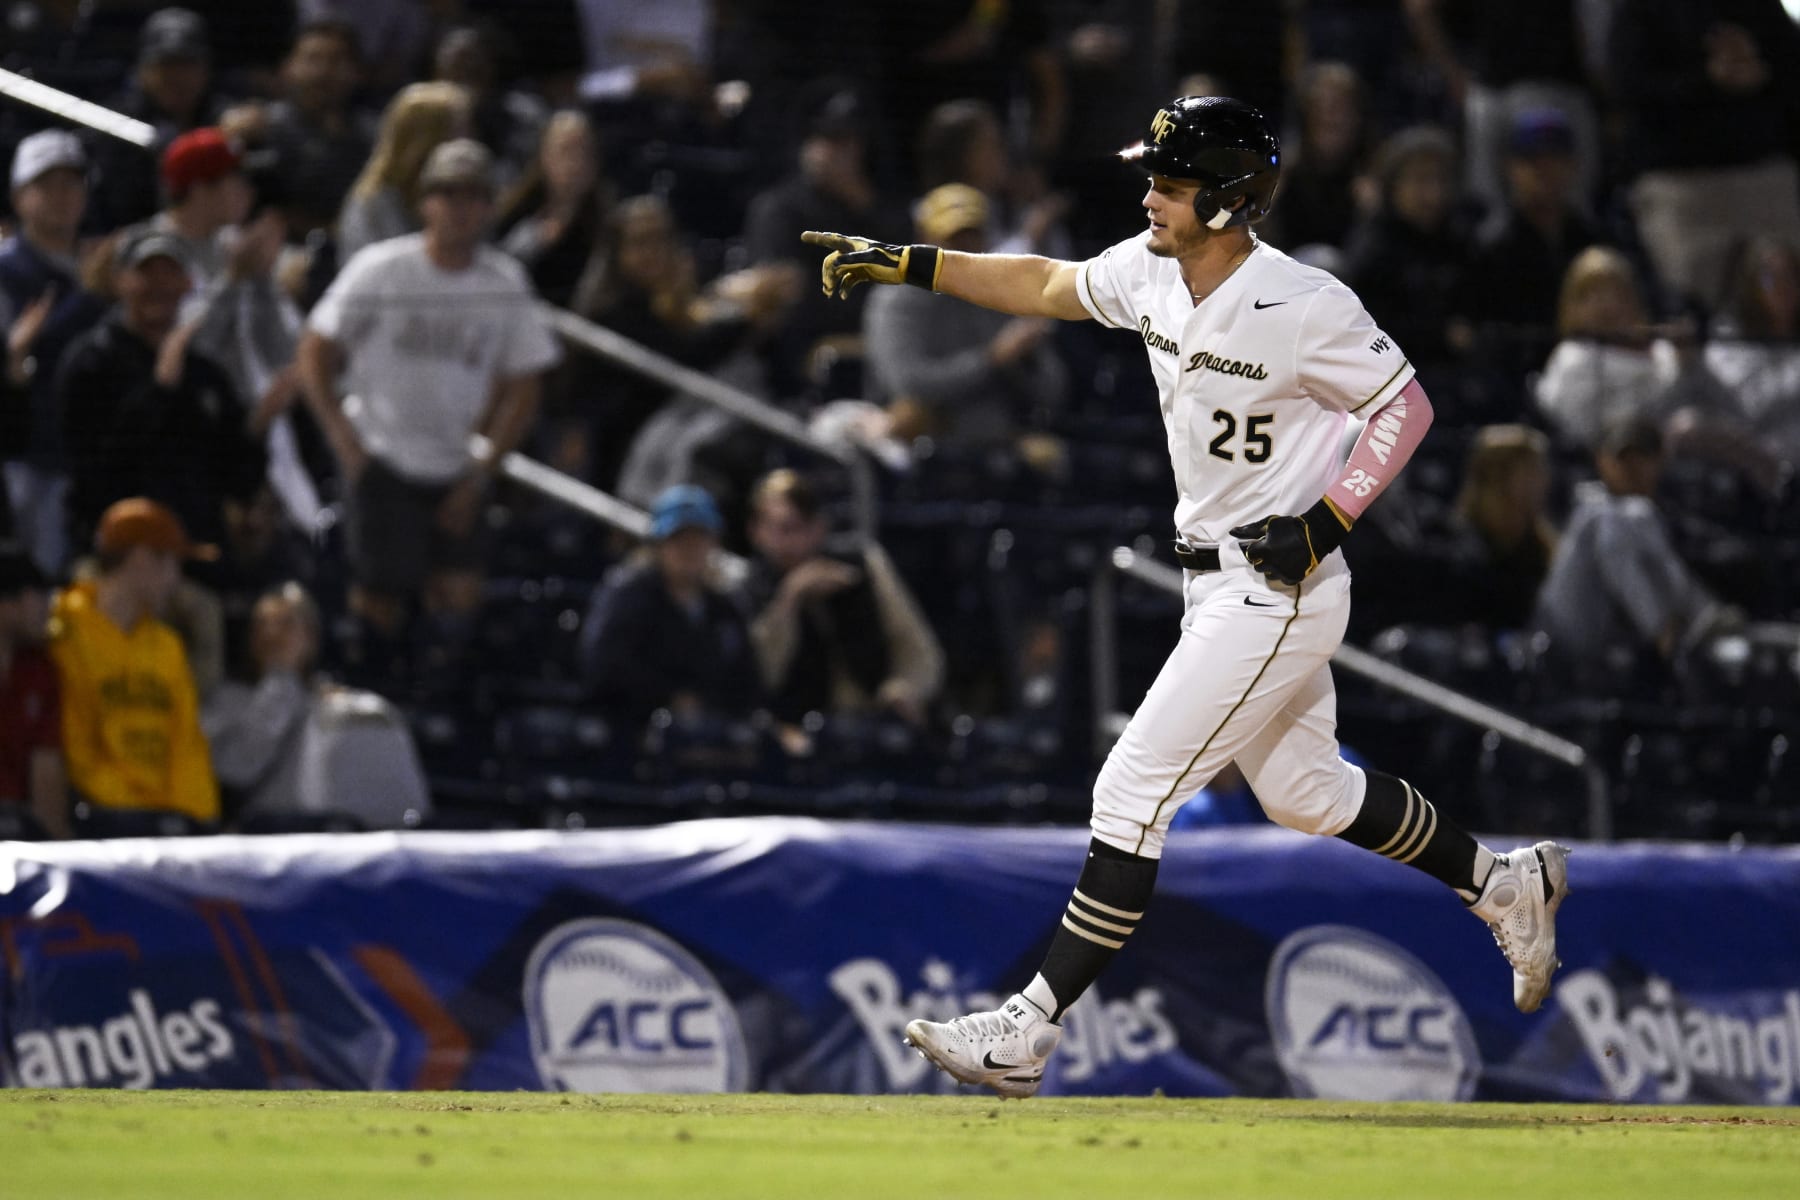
[1193,190,1242,230]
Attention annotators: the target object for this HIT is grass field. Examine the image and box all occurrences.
[7,1091,1799,1199]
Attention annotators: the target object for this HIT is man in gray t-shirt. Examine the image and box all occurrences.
[299,138,560,641]
[1533,416,1725,686]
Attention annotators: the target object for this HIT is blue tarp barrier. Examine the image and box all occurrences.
[3,820,1798,1103]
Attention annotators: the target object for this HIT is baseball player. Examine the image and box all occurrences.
[805,96,1569,1099]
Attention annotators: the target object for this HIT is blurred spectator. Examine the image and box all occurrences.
[568,195,795,489]
[1267,62,1375,253]
[575,0,713,110]
[146,128,254,300]
[0,547,67,838]
[1533,246,1713,449]
[433,24,549,188]
[1173,3,1287,129]
[1047,1,1174,250]
[208,481,319,678]
[184,0,300,93]
[2,131,108,575]
[49,499,219,830]
[300,139,560,652]
[1459,109,1604,372]
[296,0,440,95]
[1533,416,1736,689]
[863,184,1069,449]
[877,0,1067,170]
[56,229,266,569]
[1344,126,1475,369]
[578,485,761,725]
[1441,424,1558,632]
[1298,1,1415,127]
[917,100,1069,256]
[1405,0,1600,215]
[86,7,232,233]
[336,81,471,263]
[204,582,431,830]
[741,470,944,725]
[1609,0,1800,311]
[264,18,379,240]
[461,0,588,103]
[147,128,322,536]
[496,110,610,309]
[1699,237,1800,466]
[742,88,906,396]
[0,0,134,83]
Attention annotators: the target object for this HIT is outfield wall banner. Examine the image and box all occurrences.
[4,821,1799,1103]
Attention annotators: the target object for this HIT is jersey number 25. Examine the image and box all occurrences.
[1208,411,1274,463]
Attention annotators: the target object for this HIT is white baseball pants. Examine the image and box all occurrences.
[1091,548,1366,858]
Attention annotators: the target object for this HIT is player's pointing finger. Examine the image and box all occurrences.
[801,231,854,251]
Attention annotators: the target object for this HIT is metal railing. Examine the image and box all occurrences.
[469,433,749,579]
[544,308,880,544]
[0,67,154,146]
[1089,545,1614,840]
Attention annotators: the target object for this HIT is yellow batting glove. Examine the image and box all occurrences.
[801,230,944,299]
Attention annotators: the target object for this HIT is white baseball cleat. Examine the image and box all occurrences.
[903,994,1061,1099]
[1472,841,1570,1013]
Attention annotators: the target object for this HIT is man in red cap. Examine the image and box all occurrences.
[146,127,311,535]
[152,128,256,298]
[48,498,219,832]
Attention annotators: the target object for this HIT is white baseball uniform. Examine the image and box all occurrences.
[1074,232,1424,857]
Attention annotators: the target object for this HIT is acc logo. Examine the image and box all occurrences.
[1265,925,1478,1101]
[524,918,747,1093]
[1150,109,1176,145]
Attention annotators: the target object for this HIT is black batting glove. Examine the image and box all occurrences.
[801,230,944,299]
[1229,498,1353,586]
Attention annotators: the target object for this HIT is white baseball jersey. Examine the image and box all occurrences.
[1074,232,1424,860]
[1075,234,1414,546]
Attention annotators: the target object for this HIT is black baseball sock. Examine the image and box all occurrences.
[1336,770,1496,903]
[1021,838,1159,1022]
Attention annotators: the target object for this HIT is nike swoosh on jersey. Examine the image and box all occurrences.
[1243,596,1283,607]
[1252,299,1288,309]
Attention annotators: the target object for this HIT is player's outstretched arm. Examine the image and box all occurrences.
[802,231,1088,321]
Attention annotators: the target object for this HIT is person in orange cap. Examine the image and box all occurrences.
[47,498,219,832]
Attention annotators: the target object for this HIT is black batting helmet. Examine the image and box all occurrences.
[1118,96,1281,229]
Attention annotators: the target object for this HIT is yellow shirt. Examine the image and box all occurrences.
[48,582,219,823]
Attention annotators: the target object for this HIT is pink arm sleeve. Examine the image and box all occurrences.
[1328,378,1434,521]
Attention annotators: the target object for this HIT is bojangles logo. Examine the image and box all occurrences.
[1150,110,1176,145]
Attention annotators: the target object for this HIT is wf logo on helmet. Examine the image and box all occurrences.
[1150,110,1176,145]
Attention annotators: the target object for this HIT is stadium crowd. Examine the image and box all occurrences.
[2,0,1800,841]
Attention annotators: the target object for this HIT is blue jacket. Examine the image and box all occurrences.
[0,235,107,464]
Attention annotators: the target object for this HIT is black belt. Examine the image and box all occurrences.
[1173,542,1222,573]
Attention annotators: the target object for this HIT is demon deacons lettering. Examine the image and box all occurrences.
[1139,316,1179,355]
[1185,350,1269,379]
